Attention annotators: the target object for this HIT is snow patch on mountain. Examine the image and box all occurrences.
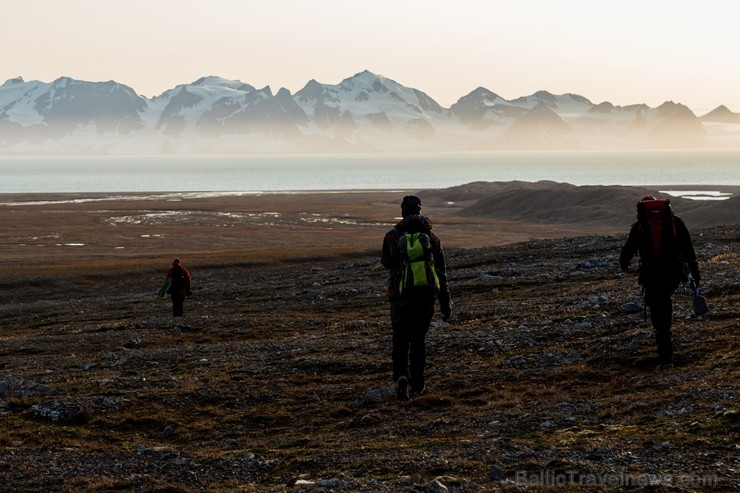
[0,71,737,154]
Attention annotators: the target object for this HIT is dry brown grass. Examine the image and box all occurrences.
[0,190,737,492]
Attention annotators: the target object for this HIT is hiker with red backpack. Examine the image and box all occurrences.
[620,196,701,370]
[164,258,192,317]
[381,195,452,401]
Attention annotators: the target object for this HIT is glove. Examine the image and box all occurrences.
[439,289,452,321]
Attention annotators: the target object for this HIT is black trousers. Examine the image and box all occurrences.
[390,296,434,392]
[171,294,185,317]
[644,283,678,365]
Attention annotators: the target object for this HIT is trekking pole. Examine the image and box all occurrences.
[683,262,709,317]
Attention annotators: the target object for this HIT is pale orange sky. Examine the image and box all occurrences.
[2,0,739,114]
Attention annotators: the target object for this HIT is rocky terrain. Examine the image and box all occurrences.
[0,185,738,492]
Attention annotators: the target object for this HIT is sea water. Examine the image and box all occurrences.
[0,150,738,194]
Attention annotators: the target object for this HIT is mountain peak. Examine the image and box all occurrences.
[355,69,380,79]
[193,75,235,86]
[656,101,697,118]
[0,72,735,153]
[700,104,740,123]
[467,87,503,101]
[340,70,388,89]
[295,79,327,102]
[193,76,223,86]
[275,87,292,98]
[2,76,25,86]
[190,76,256,92]
[533,90,555,98]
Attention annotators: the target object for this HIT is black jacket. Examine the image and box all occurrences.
[620,214,700,286]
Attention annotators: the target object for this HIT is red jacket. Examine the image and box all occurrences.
[165,263,192,296]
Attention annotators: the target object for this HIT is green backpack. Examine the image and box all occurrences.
[398,232,440,295]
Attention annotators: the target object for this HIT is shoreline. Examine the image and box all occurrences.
[0,182,738,196]
[0,183,736,282]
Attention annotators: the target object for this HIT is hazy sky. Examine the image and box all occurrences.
[2,0,738,113]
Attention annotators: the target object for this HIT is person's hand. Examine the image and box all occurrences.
[439,289,452,321]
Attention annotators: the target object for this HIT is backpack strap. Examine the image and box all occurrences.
[398,231,440,295]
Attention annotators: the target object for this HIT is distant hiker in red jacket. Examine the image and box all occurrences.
[620,196,700,370]
[381,195,451,401]
[165,258,192,317]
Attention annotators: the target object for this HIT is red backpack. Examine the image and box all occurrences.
[637,199,678,265]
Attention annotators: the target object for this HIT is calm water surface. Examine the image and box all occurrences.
[1,150,738,193]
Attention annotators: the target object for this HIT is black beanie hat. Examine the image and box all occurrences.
[401,195,422,216]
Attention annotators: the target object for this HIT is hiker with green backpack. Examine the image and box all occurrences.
[381,195,451,401]
[620,196,701,370]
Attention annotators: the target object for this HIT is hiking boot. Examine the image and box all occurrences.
[395,376,409,401]
[410,384,425,397]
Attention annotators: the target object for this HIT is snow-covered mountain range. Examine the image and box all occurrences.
[1,70,739,154]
